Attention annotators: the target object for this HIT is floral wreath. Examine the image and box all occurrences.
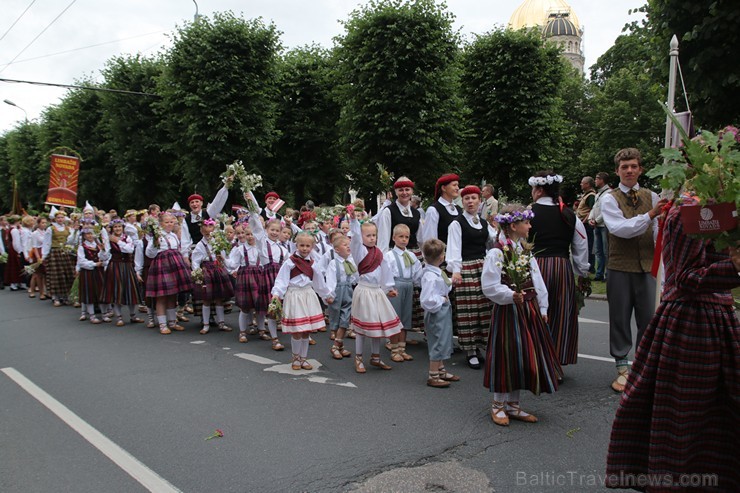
[202,218,217,226]
[528,174,563,187]
[494,209,535,224]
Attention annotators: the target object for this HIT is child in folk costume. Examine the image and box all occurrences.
[420,239,459,388]
[3,216,23,291]
[481,204,561,426]
[191,219,234,334]
[28,216,48,299]
[102,219,144,326]
[134,229,156,328]
[324,235,358,359]
[77,227,110,324]
[348,215,403,373]
[385,223,423,363]
[228,222,261,343]
[280,225,295,254]
[42,209,77,306]
[271,231,333,370]
[20,215,35,290]
[145,212,193,335]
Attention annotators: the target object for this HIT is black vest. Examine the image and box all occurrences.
[185,210,210,245]
[388,202,421,249]
[260,209,283,223]
[431,200,462,245]
[529,203,576,259]
[458,216,488,261]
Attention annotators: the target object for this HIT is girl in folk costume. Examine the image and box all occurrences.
[145,212,193,335]
[481,204,561,426]
[28,215,49,299]
[446,185,497,370]
[191,219,234,334]
[77,227,110,324]
[271,231,333,370]
[0,216,6,289]
[228,221,261,343]
[246,192,287,350]
[19,215,34,290]
[324,235,358,359]
[3,216,23,291]
[528,171,589,374]
[42,209,77,306]
[348,214,402,373]
[101,219,144,326]
[134,226,156,328]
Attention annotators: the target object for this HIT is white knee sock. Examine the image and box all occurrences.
[290,337,300,355]
[355,334,364,355]
[267,319,278,339]
[166,308,176,322]
[128,305,136,317]
[370,338,380,355]
[239,311,249,332]
[300,337,309,358]
[256,313,266,331]
[493,392,509,403]
[87,304,96,317]
[157,315,167,325]
[113,305,122,317]
[215,305,225,323]
[201,305,211,326]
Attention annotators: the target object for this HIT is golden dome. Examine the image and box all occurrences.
[509,0,581,30]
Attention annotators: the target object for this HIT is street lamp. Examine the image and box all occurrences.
[192,0,201,22]
[4,99,28,121]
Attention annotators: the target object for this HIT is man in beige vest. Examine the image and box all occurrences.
[600,148,667,392]
[577,176,597,272]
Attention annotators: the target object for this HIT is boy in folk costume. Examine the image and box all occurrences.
[191,219,234,334]
[271,231,333,370]
[348,212,403,373]
[101,219,144,326]
[324,235,358,359]
[42,209,77,306]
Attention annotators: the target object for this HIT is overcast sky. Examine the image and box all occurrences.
[0,0,646,134]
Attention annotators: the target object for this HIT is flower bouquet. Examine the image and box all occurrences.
[68,277,79,303]
[377,163,395,191]
[191,267,204,285]
[0,253,7,264]
[647,106,739,250]
[143,217,163,244]
[495,240,536,293]
[267,297,283,321]
[221,160,263,212]
[209,228,233,257]
[574,276,592,313]
[24,261,42,276]
[63,244,76,256]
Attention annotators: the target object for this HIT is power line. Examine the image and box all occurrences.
[0,77,159,97]
[0,0,78,75]
[0,30,164,66]
[0,0,37,43]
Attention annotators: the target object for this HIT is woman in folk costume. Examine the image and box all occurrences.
[421,173,462,246]
[77,226,110,324]
[481,204,561,426]
[28,215,49,299]
[3,216,23,291]
[191,219,234,334]
[348,212,402,373]
[101,219,144,326]
[145,212,193,335]
[271,231,333,370]
[228,220,262,343]
[527,171,589,374]
[42,209,77,305]
[446,185,496,369]
[246,192,287,351]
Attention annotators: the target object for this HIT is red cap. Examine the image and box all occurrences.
[188,194,203,203]
[265,191,280,201]
[460,185,481,197]
[394,179,415,189]
[434,173,460,199]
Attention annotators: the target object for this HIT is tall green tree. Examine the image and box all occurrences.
[460,28,565,200]
[269,46,345,206]
[5,122,45,210]
[336,0,464,198]
[158,12,281,199]
[101,54,177,209]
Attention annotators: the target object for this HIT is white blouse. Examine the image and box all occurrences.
[445,211,497,274]
[227,242,260,273]
[384,247,422,286]
[420,264,452,314]
[324,255,359,300]
[349,218,395,292]
[271,255,331,300]
[145,231,187,258]
[191,238,227,271]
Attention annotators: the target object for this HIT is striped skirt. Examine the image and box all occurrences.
[45,247,76,298]
[193,260,234,302]
[79,267,105,305]
[483,299,561,395]
[256,262,280,314]
[281,285,326,333]
[145,250,193,298]
[606,300,740,491]
[3,246,22,284]
[454,258,493,351]
[350,283,403,339]
[235,264,261,311]
[101,260,140,305]
[537,256,578,365]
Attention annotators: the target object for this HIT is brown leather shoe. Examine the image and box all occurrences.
[369,355,392,370]
[330,346,343,360]
[491,403,509,426]
[171,324,185,331]
[390,351,404,363]
[354,355,366,373]
[505,402,538,423]
[301,359,313,370]
[427,377,450,388]
[611,367,629,393]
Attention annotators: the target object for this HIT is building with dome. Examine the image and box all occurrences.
[509,0,585,74]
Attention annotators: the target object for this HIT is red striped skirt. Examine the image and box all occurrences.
[256,262,280,314]
[145,249,193,298]
[536,256,579,365]
[454,258,493,350]
[235,264,261,311]
[79,267,105,304]
[193,260,234,302]
[101,259,140,305]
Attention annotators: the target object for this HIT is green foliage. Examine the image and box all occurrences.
[336,0,464,198]
[158,12,282,199]
[4,122,45,210]
[460,28,565,201]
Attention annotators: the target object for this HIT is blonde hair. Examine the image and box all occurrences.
[332,235,350,249]
[294,231,315,244]
[392,223,410,236]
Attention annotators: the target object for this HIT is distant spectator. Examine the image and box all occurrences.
[576,176,596,273]
[588,172,612,281]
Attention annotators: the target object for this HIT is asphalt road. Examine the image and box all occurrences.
[0,291,638,492]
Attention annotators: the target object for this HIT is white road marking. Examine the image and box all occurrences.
[578,353,630,364]
[190,340,206,345]
[578,317,608,325]
[1,367,181,493]
[234,352,357,388]
[222,347,231,350]
[234,353,280,365]
[264,359,323,375]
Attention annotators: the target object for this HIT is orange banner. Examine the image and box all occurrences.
[45,154,80,207]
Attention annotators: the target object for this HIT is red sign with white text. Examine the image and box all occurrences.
[45,154,80,207]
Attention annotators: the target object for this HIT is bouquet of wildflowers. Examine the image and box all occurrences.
[267,297,283,321]
[0,252,7,264]
[191,268,204,285]
[63,244,76,256]
[24,261,43,276]
[209,228,233,257]
[143,217,163,244]
[495,240,536,292]
[575,276,592,313]
[221,160,263,212]
[377,163,394,191]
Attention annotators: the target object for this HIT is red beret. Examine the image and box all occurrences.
[394,179,415,189]
[265,191,280,201]
[434,173,460,199]
[460,185,481,197]
[188,194,203,203]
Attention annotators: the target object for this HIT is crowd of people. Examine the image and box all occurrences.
[1,147,738,491]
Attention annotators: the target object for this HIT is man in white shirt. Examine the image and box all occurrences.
[478,184,499,221]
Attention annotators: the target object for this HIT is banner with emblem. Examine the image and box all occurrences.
[45,154,80,207]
